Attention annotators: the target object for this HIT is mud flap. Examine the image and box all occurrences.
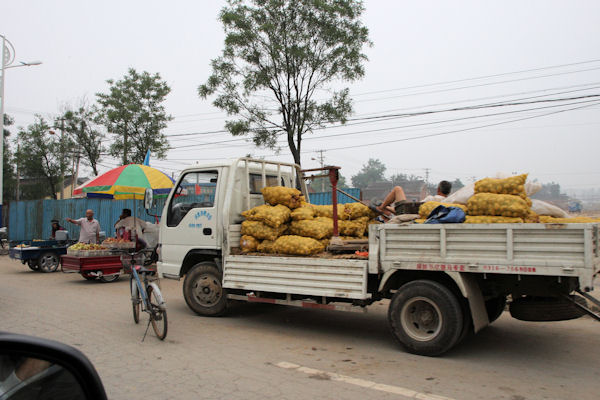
[460,273,489,333]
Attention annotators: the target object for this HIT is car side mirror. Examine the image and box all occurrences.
[0,332,107,400]
[143,188,154,210]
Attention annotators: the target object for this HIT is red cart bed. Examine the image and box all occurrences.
[61,255,123,283]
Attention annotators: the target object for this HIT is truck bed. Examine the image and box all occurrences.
[372,223,600,290]
[225,225,369,299]
[225,222,600,298]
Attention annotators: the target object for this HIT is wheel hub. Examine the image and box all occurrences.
[400,297,443,342]
[193,274,222,306]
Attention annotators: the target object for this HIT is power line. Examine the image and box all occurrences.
[347,58,600,97]
[167,96,600,150]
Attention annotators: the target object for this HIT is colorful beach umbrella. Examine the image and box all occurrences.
[73,164,175,200]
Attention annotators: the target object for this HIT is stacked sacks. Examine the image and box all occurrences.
[262,186,303,209]
[273,235,326,256]
[241,204,291,228]
[539,216,600,224]
[240,235,259,252]
[466,174,532,222]
[289,217,333,239]
[241,220,287,241]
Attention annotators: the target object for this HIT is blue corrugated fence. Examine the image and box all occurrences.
[8,198,166,241]
[308,188,361,205]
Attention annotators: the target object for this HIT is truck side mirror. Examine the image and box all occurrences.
[143,188,154,210]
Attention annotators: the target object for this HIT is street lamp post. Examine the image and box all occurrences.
[0,34,41,224]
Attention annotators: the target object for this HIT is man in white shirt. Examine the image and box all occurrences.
[66,209,101,244]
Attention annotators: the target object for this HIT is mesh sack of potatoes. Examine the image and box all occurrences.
[240,235,259,252]
[419,201,468,219]
[241,204,291,228]
[539,216,600,223]
[289,218,333,239]
[273,235,325,256]
[464,216,524,224]
[524,210,540,223]
[261,186,303,209]
[257,239,277,253]
[312,204,349,220]
[339,216,369,237]
[474,174,528,199]
[241,220,287,241]
[343,202,372,219]
[467,193,530,218]
[290,206,316,221]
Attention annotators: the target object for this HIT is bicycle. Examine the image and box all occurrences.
[125,249,168,340]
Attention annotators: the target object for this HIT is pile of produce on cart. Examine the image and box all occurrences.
[239,186,378,256]
[238,174,595,256]
[416,173,600,224]
[66,243,111,257]
[101,237,136,249]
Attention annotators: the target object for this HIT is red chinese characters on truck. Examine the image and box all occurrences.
[415,263,537,273]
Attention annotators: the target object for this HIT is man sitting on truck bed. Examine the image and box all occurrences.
[376,180,452,217]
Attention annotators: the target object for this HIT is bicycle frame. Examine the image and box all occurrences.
[130,264,150,311]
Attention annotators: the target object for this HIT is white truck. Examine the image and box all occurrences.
[154,158,600,356]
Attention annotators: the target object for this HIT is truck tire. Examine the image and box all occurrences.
[183,262,228,317]
[509,296,586,322]
[388,280,464,356]
[486,296,507,324]
[38,253,59,273]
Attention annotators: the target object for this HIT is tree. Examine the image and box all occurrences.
[15,116,72,199]
[351,158,387,189]
[199,0,371,167]
[59,100,105,176]
[3,114,17,201]
[451,178,465,191]
[96,68,172,165]
[308,173,347,192]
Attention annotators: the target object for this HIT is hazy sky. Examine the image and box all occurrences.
[3,0,600,191]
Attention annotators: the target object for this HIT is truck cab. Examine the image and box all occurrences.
[158,158,304,279]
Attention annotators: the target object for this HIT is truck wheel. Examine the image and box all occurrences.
[486,296,507,324]
[388,280,464,356]
[509,296,586,321]
[27,260,39,271]
[38,253,59,273]
[183,262,228,316]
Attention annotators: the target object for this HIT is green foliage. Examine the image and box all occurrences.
[96,68,172,164]
[15,116,73,200]
[451,178,465,191]
[351,158,386,189]
[199,0,371,165]
[532,182,569,202]
[59,102,104,176]
[3,114,16,201]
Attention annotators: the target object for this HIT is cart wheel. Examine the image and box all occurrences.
[82,274,97,281]
[99,273,120,283]
[27,260,39,271]
[39,252,60,273]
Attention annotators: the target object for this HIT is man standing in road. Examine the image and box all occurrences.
[66,209,101,244]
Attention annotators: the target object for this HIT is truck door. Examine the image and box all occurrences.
[160,170,220,277]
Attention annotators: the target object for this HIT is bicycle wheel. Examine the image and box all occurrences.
[130,276,140,324]
[147,285,167,340]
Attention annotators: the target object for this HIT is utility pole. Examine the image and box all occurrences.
[311,150,326,192]
[15,143,19,201]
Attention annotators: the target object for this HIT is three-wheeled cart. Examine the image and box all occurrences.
[9,240,74,272]
[61,254,123,283]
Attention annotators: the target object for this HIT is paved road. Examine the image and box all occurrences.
[1,257,599,400]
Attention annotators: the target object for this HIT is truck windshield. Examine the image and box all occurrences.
[167,171,218,227]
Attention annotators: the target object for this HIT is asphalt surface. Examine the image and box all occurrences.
[1,256,599,400]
